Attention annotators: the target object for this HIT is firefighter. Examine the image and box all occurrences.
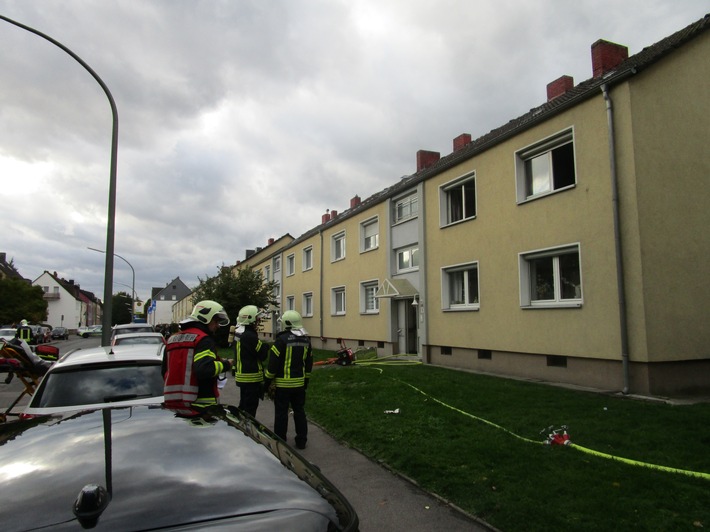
[15,320,33,344]
[264,310,313,449]
[232,305,271,417]
[163,300,233,415]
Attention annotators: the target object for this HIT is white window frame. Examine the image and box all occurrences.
[360,216,379,252]
[441,262,480,311]
[331,286,346,316]
[515,128,576,203]
[286,295,295,311]
[396,245,419,273]
[302,246,313,271]
[440,172,477,227]
[303,292,313,317]
[393,192,418,224]
[264,265,270,282]
[331,231,346,262]
[286,253,295,276]
[360,280,380,314]
[519,244,583,308]
[273,256,281,273]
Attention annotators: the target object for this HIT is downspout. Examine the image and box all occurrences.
[601,83,630,394]
[319,229,324,341]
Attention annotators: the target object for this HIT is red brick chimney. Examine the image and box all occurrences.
[453,134,472,152]
[546,75,574,101]
[331,210,338,218]
[591,39,628,78]
[267,238,275,246]
[322,210,331,224]
[350,195,361,209]
[416,150,440,172]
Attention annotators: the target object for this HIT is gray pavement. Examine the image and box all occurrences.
[1,339,496,531]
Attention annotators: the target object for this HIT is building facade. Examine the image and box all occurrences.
[234,16,710,396]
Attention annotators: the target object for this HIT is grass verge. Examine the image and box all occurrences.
[306,353,710,531]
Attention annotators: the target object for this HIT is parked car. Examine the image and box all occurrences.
[22,344,164,417]
[0,328,16,342]
[111,332,166,347]
[50,326,69,340]
[81,325,103,338]
[0,406,359,530]
[110,322,155,343]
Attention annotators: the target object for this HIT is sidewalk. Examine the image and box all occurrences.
[220,384,497,532]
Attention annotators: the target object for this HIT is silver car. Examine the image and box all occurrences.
[23,344,164,418]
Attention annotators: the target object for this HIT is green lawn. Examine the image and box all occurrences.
[305,351,710,531]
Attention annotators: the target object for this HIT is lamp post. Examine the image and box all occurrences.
[88,248,135,324]
[1,14,119,347]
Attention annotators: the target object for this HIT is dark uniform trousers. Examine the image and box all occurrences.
[273,386,307,448]
[237,382,262,417]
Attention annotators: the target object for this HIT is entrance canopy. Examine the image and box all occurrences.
[375,278,418,299]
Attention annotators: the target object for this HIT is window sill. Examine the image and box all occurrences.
[360,311,380,316]
[521,302,582,309]
[440,216,476,229]
[330,257,346,264]
[360,247,379,254]
[517,184,576,205]
[443,306,479,312]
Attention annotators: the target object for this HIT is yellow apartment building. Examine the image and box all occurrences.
[232,15,708,396]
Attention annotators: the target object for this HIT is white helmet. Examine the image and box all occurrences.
[280,310,303,329]
[190,300,229,326]
[236,305,259,326]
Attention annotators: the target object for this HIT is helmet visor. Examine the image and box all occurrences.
[215,311,230,327]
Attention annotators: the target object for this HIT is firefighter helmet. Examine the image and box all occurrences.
[280,310,303,329]
[20,319,28,326]
[190,300,229,326]
[236,305,259,326]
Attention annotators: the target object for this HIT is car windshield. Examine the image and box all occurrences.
[35,363,164,407]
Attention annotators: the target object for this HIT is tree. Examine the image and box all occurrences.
[0,278,48,325]
[111,291,133,325]
[191,265,278,345]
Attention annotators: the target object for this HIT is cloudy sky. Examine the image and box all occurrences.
[1,1,706,302]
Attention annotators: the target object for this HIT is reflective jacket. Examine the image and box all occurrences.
[164,323,228,412]
[16,325,33,343]
[233,326,270,384]
[265,329,313,388]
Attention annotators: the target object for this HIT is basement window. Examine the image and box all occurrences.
[478,349,492,360]
[441,346,452,356]
[547,355,568,368]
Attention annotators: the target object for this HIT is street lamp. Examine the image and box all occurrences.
[1,15,119,347]
[88,247,135,323]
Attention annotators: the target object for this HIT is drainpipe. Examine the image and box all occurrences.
[601,83,630,394]
[319,229,324,341]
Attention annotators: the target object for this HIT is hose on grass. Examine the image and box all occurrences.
[352,362,710,481]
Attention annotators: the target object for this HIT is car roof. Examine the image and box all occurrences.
[55,344,163,367]
[0,406,357,530]
[112,323,155,331]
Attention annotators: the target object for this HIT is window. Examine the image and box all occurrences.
[303,246,313,271]
[519,244,582,307]
[286,295,295,311]
[272,284,280,298]
[273,256,281,273]
[264,265,270,281]
[303,292,313,317]
[331,286,346,315]
[441,173,476,226]
[360,280,379,314]
[331,231,346,262]
[286,254,295,276]
[396,245,419,272]
[393,193,418,223]
[516,129,576,202]
[361,217,379,252]
[441,262,479,310]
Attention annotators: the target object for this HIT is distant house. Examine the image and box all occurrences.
[0,252,28,282]
[32,271,101,330]
[150,277,192,326]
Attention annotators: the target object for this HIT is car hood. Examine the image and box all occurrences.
[0,406,357,531]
